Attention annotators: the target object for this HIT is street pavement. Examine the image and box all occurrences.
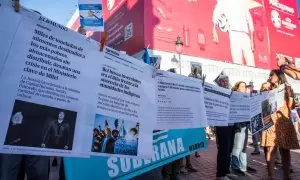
[134,135,300,180]
[49,136,300,180]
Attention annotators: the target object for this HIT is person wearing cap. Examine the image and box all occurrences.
[214,74,238,180]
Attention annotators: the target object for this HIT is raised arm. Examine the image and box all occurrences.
[278,57,300,80]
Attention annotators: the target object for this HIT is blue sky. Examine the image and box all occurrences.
[22,0,78,25]
[22,0,300,26]
[94,114,135,130]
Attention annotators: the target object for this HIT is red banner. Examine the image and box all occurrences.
[263,0,300,67]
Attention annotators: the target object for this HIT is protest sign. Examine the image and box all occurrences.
[261,92,276,131]
[228,92,251,123]
[91,47,156,158]
[78,0,104,31]
[0,4,101,157]
[64,128,207,180]
[250,93,268,135]
[251,85,286,135]
[204,82,231,126]
[155,70,207,129]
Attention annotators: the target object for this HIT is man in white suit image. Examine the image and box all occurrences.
[212,0,255,67]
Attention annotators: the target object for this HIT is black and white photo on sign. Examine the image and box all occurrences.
[251,113,263,135]
[4,100,77,150]
[213,71,231,88]
[189,62,202,79]
[294,93,300,107]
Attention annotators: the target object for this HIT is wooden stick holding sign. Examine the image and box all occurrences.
[99,32,108,52]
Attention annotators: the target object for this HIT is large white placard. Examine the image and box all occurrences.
[271,84,285,110]
[155,70,207,130]
[0,5,101,157]
[204,83,231,126]
[90,47,156,158]
[228,92,251,123]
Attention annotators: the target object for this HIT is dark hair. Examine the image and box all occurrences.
[112,130,119,135]
[129,128,138,135]
[93,128,99,133]
[232,81,246,91]
[168,68,176,73]
[269,69,287,87]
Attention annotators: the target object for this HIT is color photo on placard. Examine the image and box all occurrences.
[91,114,139,156]
[4,100,77,150]
[251,113,263,135]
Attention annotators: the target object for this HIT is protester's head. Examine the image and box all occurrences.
[216,75,229,89]
[268,69,287,88]
[77,26,87,35]
[232,81,246,92]
[129,128,138,138]
[246,81,254,93]
[260,82,271,92]
[58,111,65,123]
[93,128,99,137]
[112,130,119,139]
[246,86,251,94]
[11,112,23,125]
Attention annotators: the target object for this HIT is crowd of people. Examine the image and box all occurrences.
[159,57,300,180]
[91,119,139,154]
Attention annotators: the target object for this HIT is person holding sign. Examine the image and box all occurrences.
[261,70,299,180]
[230,82,256,176]
[214,75,237,180]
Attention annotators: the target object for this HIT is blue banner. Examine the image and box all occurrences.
[64,128,207,180]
